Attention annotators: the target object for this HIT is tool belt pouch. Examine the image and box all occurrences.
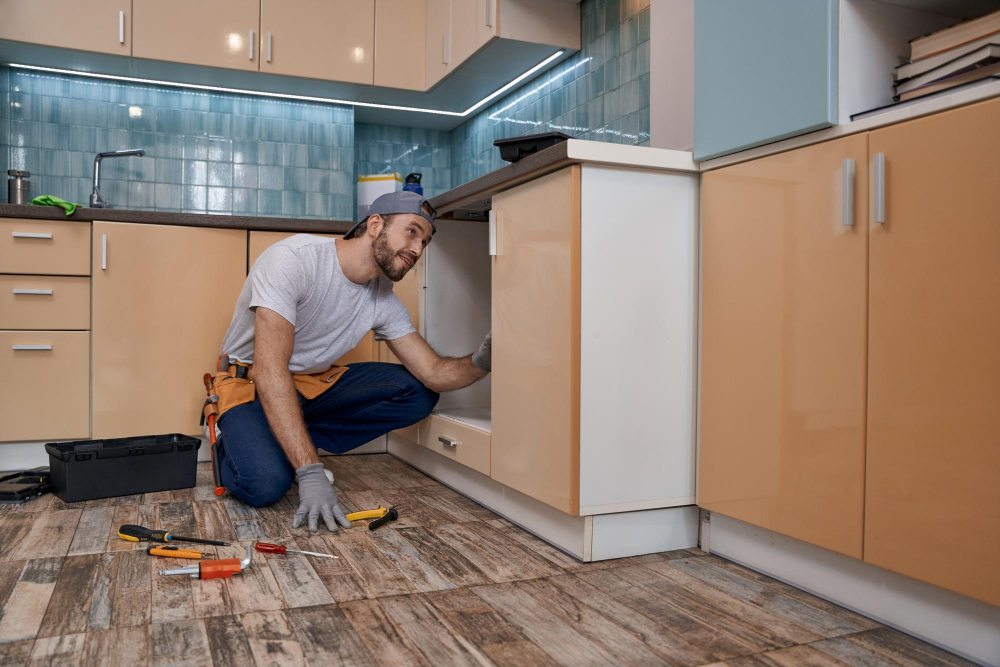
[293,365,349,400]
[213,369,256,417]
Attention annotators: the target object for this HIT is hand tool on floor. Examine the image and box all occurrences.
[159,545,251,579]
[254,542,338,559]
[118,524,231,546]
[147,545,208,559]
[345,506,389,522]
[202,363,225,497]
[368,507,399,531]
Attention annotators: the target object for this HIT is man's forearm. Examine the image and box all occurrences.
[426,355,487,393]
[253,367,319,469]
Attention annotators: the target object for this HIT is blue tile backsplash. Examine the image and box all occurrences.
[0,0,650,216]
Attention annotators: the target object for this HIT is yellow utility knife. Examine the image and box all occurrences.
[345,506,388,522]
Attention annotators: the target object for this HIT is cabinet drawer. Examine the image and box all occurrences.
[0,331,90,441]
[0,276,91,330]
[418,414,490,477]
[0,219,91,276]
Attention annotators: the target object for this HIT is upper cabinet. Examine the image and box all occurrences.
[260,0,375,85]
[451,0,498,68]
[133,0,261,72]
[0,0,131,56]
[375,0,427,91]
[424,0,453,89]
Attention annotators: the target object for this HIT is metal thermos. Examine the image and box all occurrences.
[7,170,30,205]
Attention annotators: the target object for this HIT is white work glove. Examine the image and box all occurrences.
[472,330,491,373]
[292,463,352,532]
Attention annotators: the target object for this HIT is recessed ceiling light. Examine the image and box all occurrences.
[6,51,566,119]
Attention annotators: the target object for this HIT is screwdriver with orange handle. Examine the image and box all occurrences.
[254,542,338,559]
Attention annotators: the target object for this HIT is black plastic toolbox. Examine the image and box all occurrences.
[493,131,572,162]
[45,434,201,503]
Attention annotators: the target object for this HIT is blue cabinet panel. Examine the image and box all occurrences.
[694,0,838,161]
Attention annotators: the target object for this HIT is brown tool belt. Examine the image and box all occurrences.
[212,361,350,417]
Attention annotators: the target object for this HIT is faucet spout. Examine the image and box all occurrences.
[91,149,146,209]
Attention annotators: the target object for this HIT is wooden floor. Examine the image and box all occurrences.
[0,454,974,667]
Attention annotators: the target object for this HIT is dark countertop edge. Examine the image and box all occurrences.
[0,204,355,234]
[430,141,572,217]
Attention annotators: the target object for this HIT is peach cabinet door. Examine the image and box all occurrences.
[92,222,247,438]
[866,98,1000,606]
[491,166,580,515]
[699,134,869,558]
[133,0,261,72]
[0,0,131,56]
[425,0,452,89]
[261,0,375,84]
[451,0,496,68]
[375,0,427,91]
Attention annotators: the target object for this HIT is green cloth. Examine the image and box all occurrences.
[31,195,81,216]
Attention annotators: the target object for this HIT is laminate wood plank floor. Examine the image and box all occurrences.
[0,454,975,667]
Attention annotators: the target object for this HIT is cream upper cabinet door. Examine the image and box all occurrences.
[0,0,131,56]
[425,0,452,89]
[451,0,497,67]
[92,222,247,439]
[133,0,261,71]
[491,166,580,515]
[375,0,427,91]
[865,98,1000,607]
[261,0,375,84]
[700,134,870,558]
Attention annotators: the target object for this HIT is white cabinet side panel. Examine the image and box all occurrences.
[579,165,698,510]
[591,506,699,560]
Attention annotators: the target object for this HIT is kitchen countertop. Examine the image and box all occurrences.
[0,204,355,234]
[430,139,699,218]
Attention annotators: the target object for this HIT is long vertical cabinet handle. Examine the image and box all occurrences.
[119,10,125,44]
[267,32,272,63]
[249,30,254,60]
[489,210,502,256]
[442,35,450,65]
[872,152,886,224]
[101,234,108,270]
[842,158,855,227]
[486,0,495,27]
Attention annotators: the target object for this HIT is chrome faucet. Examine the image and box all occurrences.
[90,149,146,208]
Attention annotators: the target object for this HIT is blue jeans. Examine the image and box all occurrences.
[217,362,438,507]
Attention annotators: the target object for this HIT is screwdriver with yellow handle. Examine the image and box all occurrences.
[118,524,230,546]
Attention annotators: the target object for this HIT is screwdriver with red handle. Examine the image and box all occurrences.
[254,542,337,559]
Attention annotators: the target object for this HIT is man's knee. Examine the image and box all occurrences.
[228,467,293,508]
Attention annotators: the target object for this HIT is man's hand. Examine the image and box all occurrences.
[387,332,488,393]
[471,331,491,372]
[292,463,352,532]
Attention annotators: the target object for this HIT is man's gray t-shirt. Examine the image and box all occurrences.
[220,234,415,373]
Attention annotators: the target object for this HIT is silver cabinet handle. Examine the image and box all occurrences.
[12,345,53,350]
[249,29,254,60]
[489,210,497,256]
[13,289,53,295]
[842,158,855,227]
[438,436,459,447]
[267,32,272,62]
[101,233,108,270]
[12,232,52,239]
[119,10,125,44]
[442,34,450,65]
[872,153,886,224]
[486,0,494,27]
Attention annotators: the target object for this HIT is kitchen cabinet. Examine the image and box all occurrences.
[91,222,246,438]
[451,0,497,67]
[424,0,452,89]
[133,0,261,72]
[699,134,870,558]
[864,98,1000,606]
[260,0,375,85]
[248,230,423,367]
[0,0,131,56]
[375,0,427,91]
[0,218,91,276]
[0,275,90,331]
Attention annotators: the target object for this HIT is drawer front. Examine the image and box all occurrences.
[0,331,90,441]
[0,276,91,330]
[419,414,490,477]
[0,219,91,276]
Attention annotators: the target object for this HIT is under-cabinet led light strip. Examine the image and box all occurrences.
[6,51,565,118]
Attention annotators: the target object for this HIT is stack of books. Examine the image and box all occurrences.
[894,9,1000,102]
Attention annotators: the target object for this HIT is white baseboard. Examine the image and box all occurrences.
[387,433,698,561]
[706,512,1000,667]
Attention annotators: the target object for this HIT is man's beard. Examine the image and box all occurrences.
[373,227,413,282]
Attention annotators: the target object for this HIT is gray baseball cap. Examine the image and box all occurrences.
[344,191,437,239]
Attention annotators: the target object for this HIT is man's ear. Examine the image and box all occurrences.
[366,214,383,238]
